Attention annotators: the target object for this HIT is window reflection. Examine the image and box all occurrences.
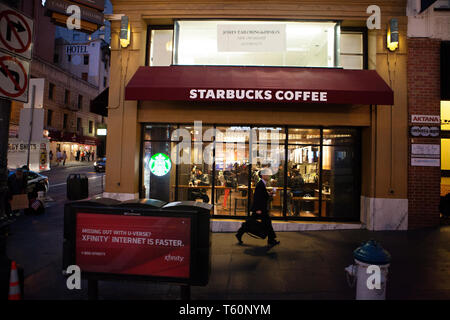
[141,125,360,221]
[287,145,320,217]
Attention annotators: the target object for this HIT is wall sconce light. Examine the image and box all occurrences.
[120,15,130,48]
[387,18,399,51]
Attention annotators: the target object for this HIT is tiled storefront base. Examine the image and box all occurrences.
[360,196,408,231]
[211,219,364,232]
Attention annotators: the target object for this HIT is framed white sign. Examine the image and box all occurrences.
[217,24,286,52]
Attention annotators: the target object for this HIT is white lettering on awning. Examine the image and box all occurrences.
[188,89,328,102]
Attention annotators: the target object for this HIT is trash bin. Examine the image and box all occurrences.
[345,240,391,300]
[117,198,167,209]
[66,174,89,200]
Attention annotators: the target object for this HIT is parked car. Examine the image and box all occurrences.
[8,169,49,194]
[94,158,106,172]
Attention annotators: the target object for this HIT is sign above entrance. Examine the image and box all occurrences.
[189,89,328,103]
[125,66,394,105]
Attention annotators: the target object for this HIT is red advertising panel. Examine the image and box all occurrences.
[76,213,191,279]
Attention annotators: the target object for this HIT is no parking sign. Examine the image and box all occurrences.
[0,3,33,60]
[0,3,33,103]
[0,52,30,102]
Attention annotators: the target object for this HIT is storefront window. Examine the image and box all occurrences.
[177,142,213,206]
[174,20,339,68]
[287,128,321,218]
[141,124,360,221]
[214,126,251,216]
[142,125,177,202]
[322,128,360,219]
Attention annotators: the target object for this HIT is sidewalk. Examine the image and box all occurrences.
[3,201,450,300]
[46,161,96,171]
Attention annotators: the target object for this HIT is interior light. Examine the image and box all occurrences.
[165,40,173,52]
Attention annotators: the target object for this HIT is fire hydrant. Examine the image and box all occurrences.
[345,240,391,300]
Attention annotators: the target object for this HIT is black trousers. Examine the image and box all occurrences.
[237,212,277,241]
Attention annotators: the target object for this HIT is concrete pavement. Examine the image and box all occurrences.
[3,201,450,300]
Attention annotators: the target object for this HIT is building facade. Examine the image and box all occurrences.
[8,0,109,167]
[407,0,450,228]
[104,0,441,231]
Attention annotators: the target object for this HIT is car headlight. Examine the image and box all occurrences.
[94,162,97,166]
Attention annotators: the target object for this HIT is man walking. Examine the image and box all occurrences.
[235,168,280,247]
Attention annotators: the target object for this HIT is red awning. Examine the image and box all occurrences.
[125,65,394,105]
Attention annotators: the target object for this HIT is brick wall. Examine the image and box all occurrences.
[407,38,441,229]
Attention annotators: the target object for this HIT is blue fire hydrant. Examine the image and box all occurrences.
[345,240,391,300]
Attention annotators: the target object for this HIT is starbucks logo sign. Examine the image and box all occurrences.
[149,153,172,176]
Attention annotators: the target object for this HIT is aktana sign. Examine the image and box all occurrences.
[189,89,328,102]
[76,213,191,278]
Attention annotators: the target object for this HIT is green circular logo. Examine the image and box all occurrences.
[149,153,172,176]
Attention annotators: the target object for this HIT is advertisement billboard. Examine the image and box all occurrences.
[75,213,191,278]
[63,200,211,286]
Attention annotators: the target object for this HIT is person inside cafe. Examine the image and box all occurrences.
[188,167,210,203]
[288,169,305,216]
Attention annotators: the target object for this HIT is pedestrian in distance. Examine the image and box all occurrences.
[56,150,62,166]
[63,151,67,166]
[235,168,280,247]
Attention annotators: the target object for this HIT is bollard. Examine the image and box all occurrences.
[345,239,391,300]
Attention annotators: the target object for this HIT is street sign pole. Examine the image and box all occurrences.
[0,97,11,219]
[26,84,35,170]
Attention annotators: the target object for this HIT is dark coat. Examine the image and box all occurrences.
[8,174,26,195]
[251,179,270,215]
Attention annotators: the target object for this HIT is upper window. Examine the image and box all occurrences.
[340,30,365,70]
[149,29,174,66]
[48,83,55,100]
[173,20,340,68]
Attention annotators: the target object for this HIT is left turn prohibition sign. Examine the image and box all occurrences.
[0,53,29,102]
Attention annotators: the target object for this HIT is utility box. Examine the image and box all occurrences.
[63,198,212,286]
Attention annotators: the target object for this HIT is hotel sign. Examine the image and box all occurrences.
[65,45,88,54]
